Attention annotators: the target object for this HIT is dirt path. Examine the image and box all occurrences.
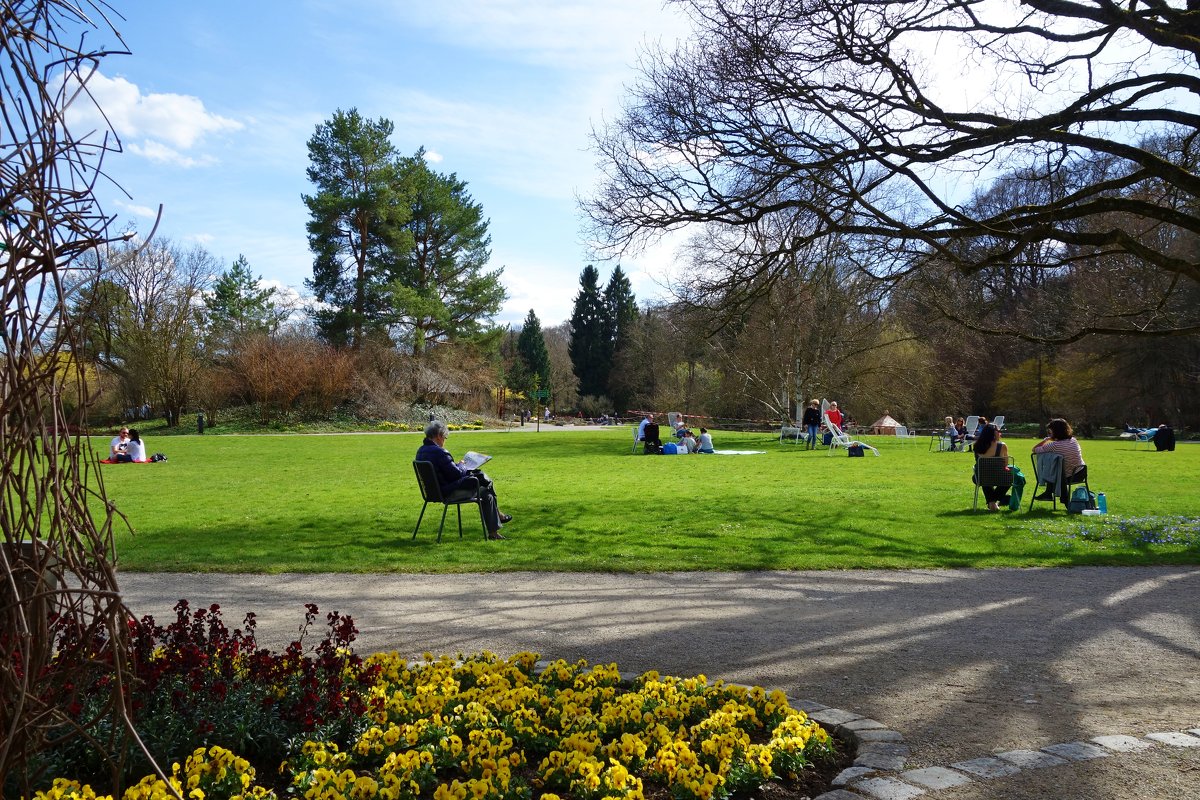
[119,567,1200,799]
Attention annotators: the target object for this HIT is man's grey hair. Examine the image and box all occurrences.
[424,419,449,440]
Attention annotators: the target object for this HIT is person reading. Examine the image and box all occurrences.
[416,420,511,540]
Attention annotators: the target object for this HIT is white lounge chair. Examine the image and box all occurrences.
[894,425,919,444]
[824,414,880,456]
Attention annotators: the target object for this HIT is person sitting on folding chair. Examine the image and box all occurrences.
[417,420,511,540]
[1032,418,1087,503]
[972,423,1010,512]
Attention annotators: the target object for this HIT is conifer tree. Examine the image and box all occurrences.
[568,265,609,397]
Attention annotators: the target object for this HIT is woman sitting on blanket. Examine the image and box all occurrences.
[115,429,147,462]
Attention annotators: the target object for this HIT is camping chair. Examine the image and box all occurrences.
[779,424,803,444]
[972,456,1015,510]
[824,415,880,456]
[412,460,486,542]
[641,423,662,454]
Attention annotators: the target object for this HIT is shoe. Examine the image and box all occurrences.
[487,531,507,540]
[499,513,513,523]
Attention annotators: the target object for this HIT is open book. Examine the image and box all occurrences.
[461,451,492,470]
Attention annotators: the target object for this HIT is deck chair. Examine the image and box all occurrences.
[667,412,686,438]
[972,456,1015,510]
[824,415,880,456]
[412,460,486,542]
[961,415,980,449]
[991,415,1005,431]
[894,425,919,444]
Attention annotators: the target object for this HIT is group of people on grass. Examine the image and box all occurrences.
[108,427,147,462]
[641,414,715,454]
[973,417,1088,512]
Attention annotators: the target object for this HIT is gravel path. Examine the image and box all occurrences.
[118,567,1200,799]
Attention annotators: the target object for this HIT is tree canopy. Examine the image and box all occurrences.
[390,150,506,354]
[303,108,412,348]
[585,0,1200,341]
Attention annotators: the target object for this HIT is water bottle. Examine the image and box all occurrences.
[1097,493,1107,514]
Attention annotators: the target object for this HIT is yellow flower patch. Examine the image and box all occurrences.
[43,651,832,800]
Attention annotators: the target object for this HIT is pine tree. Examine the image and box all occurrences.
[205,254,287,354]
[515,309,551,397]
[390,149,506,354]
[569,265,609,397]
[603,265,638,407]
[303,108,411,348]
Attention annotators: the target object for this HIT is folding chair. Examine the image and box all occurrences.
[1028,453,1063,511]
[412,460,486,542]
[972,456,1015,510]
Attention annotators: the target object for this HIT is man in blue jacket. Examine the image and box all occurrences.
[416,420,510,540]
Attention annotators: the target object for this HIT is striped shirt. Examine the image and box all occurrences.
[1032,437,1085,478]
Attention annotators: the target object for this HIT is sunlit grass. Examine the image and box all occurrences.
[89,427,1200,573]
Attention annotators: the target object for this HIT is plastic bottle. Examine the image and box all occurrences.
[1097,492,1107,514]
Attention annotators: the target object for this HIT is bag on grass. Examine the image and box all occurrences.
[822,432,833,446]
[150,452,168,462]
[847,444,864,457]
[1067,486,1097,514]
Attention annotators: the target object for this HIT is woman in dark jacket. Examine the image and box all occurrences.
[801,400,822,450]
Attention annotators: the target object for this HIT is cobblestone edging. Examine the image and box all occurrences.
[794,697,1200,800]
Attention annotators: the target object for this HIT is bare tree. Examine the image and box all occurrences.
[1,1,154,791]
[586,0,1200,341]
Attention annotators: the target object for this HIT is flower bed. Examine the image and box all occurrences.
[17,603,836,800]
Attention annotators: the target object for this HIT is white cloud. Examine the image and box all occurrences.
[423,149,444,163]
[380,1,690,71]
[66,72,242,168]
[116,200,159,219]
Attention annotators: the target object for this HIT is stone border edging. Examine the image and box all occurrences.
[803,695,1200,800]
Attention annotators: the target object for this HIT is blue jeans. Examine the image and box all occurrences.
[805,424,819,447]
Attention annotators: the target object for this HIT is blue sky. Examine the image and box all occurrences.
[81,1,692,327]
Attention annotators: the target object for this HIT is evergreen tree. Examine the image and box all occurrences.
[303,108,412,348]
[515,309,551,396]
[390,150,506,354]
[568,265,609,397]
[204,254,287,353]
[602,265,638,408]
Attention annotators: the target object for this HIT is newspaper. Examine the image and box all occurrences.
[461,451,492,470]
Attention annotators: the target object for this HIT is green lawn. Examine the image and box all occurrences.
[90,427,1200,573]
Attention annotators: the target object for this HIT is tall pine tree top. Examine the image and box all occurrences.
[569,265,609,398]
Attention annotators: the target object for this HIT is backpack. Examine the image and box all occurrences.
[1067,486,1096,514]
[150,452,168,463]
